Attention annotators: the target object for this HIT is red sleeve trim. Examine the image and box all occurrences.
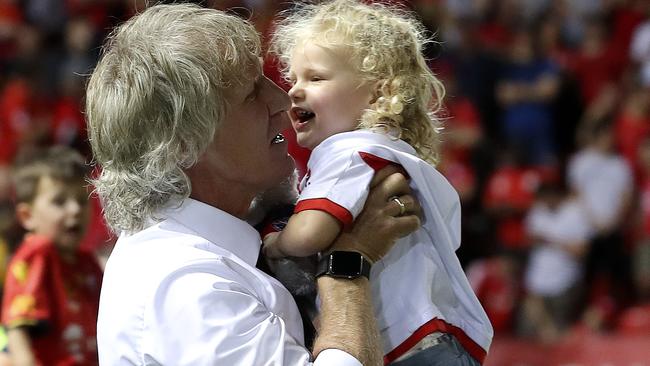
[358,151,409,179]
[294,198,354,229]
[359,151,395,171]
[383,317,487,365]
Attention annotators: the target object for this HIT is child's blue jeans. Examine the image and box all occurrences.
[389,333,482,366]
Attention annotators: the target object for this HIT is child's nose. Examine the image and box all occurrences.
[66,199,83,216]
[288,83,305,100]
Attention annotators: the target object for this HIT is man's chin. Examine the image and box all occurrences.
[247,169,299,225]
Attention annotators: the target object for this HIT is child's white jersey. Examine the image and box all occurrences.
[296,131,493,362]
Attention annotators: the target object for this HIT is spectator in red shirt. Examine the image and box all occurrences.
[569,18,621,107]
[466,254,520,334]
[618,137,650,335]
[614,84,650,182]
[483,145,551,253]
[437,64,482,204]
[2,146,102,366]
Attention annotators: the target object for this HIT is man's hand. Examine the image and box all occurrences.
[331,165,422,263]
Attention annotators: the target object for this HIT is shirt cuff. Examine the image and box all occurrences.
[313,349,362,366]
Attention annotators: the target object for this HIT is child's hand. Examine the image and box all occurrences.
[263,232,285,258]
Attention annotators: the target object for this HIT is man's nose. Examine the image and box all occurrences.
[263,76,291,116]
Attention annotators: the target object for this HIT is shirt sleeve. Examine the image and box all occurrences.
[1,247,52,328]
[297,151,377,228]
[146,261,362,366]
[314,349,362,366]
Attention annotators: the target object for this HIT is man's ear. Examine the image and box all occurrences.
[15,202,35,231]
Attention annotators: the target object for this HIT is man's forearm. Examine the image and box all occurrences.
[313,276,382,366]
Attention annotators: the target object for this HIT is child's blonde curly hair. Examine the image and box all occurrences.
[270,0,445,165]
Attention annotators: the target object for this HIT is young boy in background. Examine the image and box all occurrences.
[2,146,102,366]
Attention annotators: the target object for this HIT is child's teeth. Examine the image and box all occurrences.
[298,110,314,122]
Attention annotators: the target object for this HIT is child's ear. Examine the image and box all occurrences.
[369,80,384,104]
[15,202,36,231]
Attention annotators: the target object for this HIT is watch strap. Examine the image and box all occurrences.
[316,251,371,279]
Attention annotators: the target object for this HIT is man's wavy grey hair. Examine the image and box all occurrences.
[86,4,261,233]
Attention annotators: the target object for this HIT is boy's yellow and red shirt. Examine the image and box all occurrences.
[1,234,103,366]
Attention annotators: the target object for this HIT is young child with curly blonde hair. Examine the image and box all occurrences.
[265,0,492,364]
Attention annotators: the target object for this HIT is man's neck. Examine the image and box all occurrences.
[188,177,256,220]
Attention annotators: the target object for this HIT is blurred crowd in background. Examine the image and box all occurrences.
[1,0,650,358]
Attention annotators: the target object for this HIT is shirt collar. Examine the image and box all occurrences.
[316,130,417,156]
[163,198,262,266]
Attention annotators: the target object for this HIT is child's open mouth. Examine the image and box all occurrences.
[291,107,315,129]
[64,224,81,236]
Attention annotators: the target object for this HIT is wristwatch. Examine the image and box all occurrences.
[316,251,372,279]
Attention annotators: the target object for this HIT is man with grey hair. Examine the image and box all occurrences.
[86,4,420,365]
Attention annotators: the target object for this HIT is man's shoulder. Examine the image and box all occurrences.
[112,225,258,281]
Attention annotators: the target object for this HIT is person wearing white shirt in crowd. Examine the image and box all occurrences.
[568,121,633,236]
[567,119,634,327]
[630,15,650,87]
[85,4,422,365]
[520,183,592,342]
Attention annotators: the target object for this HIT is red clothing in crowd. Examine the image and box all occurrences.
[617,303,650,336]
[65,0,110,29]
[443,97,481,163]
[609,4,646,72]
[570,47,620,106]
[78,193,115,253]
[51,96,87,146]
[1,235,102,366]
[639,178,650,239]
[466,256,519,333]
[483,166,555,249]
[615,110,650,182]
[438,97,481,201]
[0,2,22,60]
[0,79,29,164]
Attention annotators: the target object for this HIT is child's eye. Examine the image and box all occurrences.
[310,76,323,82]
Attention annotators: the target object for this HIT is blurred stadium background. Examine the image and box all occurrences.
[1,0,649,364]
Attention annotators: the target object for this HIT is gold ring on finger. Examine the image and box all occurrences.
[391,196,406,216]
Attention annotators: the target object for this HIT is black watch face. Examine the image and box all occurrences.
[331,252,362,276]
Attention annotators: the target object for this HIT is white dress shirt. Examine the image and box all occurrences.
[97,198,360,365]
